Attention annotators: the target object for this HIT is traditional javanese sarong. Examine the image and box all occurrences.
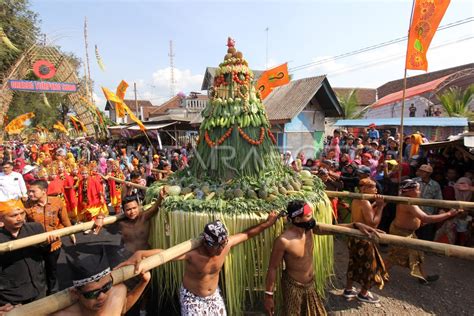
[281,271,326,316]
[179,285,226,316]
[347,237,388,290]
[387,223,425,281]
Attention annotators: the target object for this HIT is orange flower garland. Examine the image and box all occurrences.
[238,127,265,146]
[267,129,277,145]
[205,127,233,147]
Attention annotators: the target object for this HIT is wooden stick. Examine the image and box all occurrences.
[105,177,474,210]
[315,223,474,261]
[0,214,125,254]
[6,238,202,316]
[326,190,474,210]
[104,175,148,191]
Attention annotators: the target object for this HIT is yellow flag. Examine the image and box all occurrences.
[103,86,126,118]
[53,121,69,135]
[102,86,146,131]
[5,112,35,134]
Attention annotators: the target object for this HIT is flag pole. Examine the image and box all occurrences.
[398,0,417,183]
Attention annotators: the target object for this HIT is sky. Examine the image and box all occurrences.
[30,0,474,109]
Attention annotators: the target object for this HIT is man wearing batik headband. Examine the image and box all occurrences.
[264,200,383,316]
[385,179,462,285]
[117,213,279,315]
[0,199,59,307]
[51,249,150,316]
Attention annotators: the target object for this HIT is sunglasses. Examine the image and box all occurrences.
[80,280,113,299]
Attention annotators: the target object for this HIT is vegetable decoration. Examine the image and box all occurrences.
[146,38,334,315]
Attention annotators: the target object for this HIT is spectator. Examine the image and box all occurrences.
[413,164,443,241]
[0,200,59,306]
[0,161,28,202]
[367,123,379,140]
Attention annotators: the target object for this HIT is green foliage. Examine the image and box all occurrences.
[0,0,40,74]
[437,84,474,119]
[336,89,369,119]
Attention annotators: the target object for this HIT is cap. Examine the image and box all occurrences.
[67,248,111,287]
[356,165,371,175]
[172,152,179,157]
[369,123,376,128]
[370,141,379,146]
[385,159,398,166]
[22,165,37,175]
[0,199,25,213]
[418,164,433,173]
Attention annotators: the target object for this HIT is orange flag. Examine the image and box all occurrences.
[255,63,290,100]
[405,0,450,71]
[115,80,129,118]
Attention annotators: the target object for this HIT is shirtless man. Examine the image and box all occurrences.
[386,179,462,284]
[343,178,388,303]
[118,213,278,315]
[118,189,164,253]
[264,200,382,316]
[51,250,150,316]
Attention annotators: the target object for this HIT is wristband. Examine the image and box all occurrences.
[264,291,274,296]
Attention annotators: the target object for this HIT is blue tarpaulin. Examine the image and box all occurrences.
[334,117,468,127]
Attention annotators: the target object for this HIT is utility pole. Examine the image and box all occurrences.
[265,27,269,69]
[134,82,139,120]
[83,17,93,104]
[169,40,176,97]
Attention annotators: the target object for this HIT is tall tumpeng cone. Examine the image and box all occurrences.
[190,37,283,181]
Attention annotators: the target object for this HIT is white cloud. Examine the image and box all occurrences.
[92,92,106,111]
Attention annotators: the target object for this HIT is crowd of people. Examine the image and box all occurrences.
[0,123,472,315]
[285,125,473,247]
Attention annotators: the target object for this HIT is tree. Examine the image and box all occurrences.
[437,84,474,120]
[0,0,40,74]
[336,89,369,119]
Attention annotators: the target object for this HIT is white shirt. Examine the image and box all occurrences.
[0,171,28,200]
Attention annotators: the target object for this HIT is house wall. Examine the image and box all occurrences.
[365,96,439,118]
[283,111,326,158]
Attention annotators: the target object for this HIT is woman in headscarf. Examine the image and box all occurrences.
[434,177,472,245]
[283,151,293,167]
[13,158,26,174]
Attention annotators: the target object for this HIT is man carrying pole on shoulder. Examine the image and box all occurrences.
[264,200,383,316]
[117,212,279,315]
[385,179,463,284]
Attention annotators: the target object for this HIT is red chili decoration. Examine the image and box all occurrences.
[205,127,233,147]
[267,128,277,145]
[238,127,265,146]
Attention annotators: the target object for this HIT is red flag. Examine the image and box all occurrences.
[405,0,450,71]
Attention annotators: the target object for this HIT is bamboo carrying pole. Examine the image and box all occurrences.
[326,190,474,210]
[0,214,125,254]
[6,238,202,316]
[315,223,474,261]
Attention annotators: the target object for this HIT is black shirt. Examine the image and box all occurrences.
[0,222,48,305]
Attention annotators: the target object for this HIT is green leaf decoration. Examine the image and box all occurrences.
[414,38,423,52]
